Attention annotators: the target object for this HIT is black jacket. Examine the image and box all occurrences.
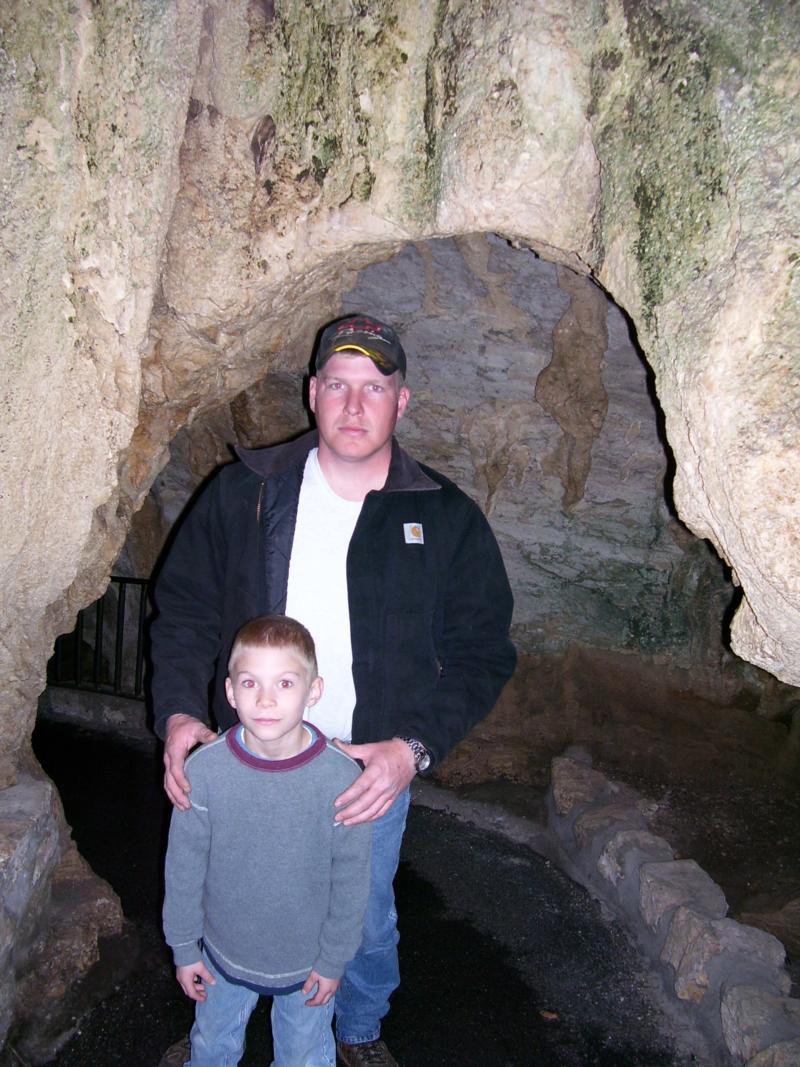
[150,431,516,767]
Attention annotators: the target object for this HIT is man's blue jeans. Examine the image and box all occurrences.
[187,947,335,1067]
[334,787,411,1046]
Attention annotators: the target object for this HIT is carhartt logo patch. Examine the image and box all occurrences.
[404,522,424,545]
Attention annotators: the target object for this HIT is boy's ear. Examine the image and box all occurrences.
[224,677,236,710]
[306,676,324,708]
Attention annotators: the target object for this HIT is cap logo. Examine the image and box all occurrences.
[332,343,394,371]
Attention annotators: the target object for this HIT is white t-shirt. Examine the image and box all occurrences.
[285,450,363,741]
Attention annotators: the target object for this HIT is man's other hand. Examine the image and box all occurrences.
[163,713,217,810]
[332,738,415,825]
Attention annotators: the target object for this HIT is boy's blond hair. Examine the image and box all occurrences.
[228,615,318,680]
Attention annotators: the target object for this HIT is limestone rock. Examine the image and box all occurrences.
[12,846,129,1064]
[535,267,609,509]
[721,984,800,1063]
[592,2,800,686]
[573,800,646,851]
[0,777,62,930]
[597,830,674,888]
[746,1039,800,1067]
[0,776,63,1038]
[661,907,789,1003]
[0,908,16,1047]
[550,756,607,818]
[639,860,727,932]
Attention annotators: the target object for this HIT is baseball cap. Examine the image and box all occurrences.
[315,315,407,377]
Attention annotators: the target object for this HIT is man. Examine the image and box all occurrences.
[151,314,516,1067]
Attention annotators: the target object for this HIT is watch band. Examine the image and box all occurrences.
[397,736,431,774]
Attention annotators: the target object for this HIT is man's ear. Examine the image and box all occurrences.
[396,384,410,420]
[306,676,324,708]
[308,376,318,413]
[224,677,236,710]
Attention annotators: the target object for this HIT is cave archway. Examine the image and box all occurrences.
[127,231,752,790]
[3,0,799,1057]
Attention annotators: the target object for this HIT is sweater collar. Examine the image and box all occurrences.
[236,430,440,493]
[226,721,327,771]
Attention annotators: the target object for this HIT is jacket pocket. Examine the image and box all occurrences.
[383,610,439,701]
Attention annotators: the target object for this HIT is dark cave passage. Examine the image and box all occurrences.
[33,719,708,1067]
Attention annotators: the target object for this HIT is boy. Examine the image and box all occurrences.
[163,615,372,1067]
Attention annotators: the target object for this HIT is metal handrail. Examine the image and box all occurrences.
[48,577,148,701]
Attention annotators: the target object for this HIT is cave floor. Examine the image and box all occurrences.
[32,719,722,1067]
[453,684,800,995]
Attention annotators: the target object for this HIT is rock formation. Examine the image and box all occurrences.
[0,0,798,1057]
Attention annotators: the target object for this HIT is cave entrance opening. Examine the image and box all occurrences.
[102,230,757,792]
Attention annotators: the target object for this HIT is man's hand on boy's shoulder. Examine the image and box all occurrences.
[176,959,216,1002]
[163,713,217,810]
[332,738,416,826]
[303,970,339,1006]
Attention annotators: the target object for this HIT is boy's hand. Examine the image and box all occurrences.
[302,970,339,1006]
[332,738,415,825]
[163,714,217,810]
[176,960,216,1002]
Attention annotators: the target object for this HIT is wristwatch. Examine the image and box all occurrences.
[397,736,431,774]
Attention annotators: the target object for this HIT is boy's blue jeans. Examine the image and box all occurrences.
[187,947,335,1067]
[334,787,411,1047]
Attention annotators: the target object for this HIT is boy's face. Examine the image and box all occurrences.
[225,645,323,759]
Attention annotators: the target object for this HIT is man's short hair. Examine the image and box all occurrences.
[228,615,318,679]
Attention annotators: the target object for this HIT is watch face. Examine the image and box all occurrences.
[417,751,431,772]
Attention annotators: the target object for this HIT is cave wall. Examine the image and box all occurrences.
[1,0,799,1056]
[133,233,738,677]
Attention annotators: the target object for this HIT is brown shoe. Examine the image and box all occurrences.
[157,1036,190,1067]
[337,1039,399,1066]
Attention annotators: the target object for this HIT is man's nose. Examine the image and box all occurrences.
[344,388,363,414]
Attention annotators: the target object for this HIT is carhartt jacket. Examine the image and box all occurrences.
[150,431,516,767]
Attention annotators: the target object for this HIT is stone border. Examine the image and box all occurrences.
[547,753,800,1066]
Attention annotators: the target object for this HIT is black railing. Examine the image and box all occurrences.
[47,577,148,700]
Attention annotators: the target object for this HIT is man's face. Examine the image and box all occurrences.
[309,352,410,465]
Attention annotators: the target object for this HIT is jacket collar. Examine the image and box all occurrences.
[236,430,440,493]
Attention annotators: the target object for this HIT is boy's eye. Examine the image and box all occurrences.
[240,679,255,688]
[278,679,294,689]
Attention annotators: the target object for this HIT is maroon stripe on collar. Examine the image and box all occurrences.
[226,723,327,771]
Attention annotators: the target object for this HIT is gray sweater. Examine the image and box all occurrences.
[163,724,372,988]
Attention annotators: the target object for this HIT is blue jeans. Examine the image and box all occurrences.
[334,787,411,1046]
[187,948,335,1067]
